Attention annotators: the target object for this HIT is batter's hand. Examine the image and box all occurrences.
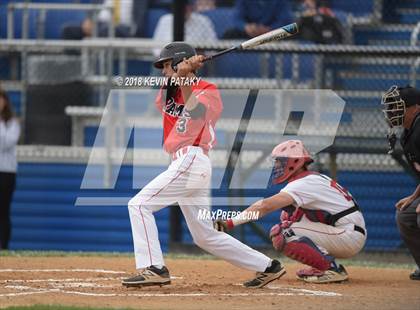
[176,55,205,77]
[396,195,414,211]
[214,219,229,232]
[244,23,259,37]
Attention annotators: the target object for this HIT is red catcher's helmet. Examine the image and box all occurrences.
[270,140,314,184]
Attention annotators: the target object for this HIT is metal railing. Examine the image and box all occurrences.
[1,38,419,128]
[410,22,420,87]
[410,21,420,47]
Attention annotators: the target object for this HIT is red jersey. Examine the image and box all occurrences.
[155,79,223,154]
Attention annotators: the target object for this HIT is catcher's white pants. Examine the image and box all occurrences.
[290,216,367,258]
[128,146,271,272]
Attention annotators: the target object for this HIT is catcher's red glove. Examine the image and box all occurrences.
[269,220,292,251]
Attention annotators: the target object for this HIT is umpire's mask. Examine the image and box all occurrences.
[381,85,407,128]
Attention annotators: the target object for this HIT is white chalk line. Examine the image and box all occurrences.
[0,290,341,298]
[1,284,341,298]
[0,277,124,283]
[269,286,341,297]
[5,285,40,291]
[0,291,54,297]
[1,276,182,283]
[234,283,342,297]
[0,269,127,274]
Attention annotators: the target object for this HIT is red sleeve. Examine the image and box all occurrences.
[192,82,223,123]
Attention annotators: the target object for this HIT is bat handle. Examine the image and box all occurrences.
[203,46,239,62]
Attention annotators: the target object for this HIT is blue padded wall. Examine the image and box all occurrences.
[10,162,414,252]
[10,163,169,252]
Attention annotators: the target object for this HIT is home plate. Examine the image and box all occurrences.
[233,283,341,297]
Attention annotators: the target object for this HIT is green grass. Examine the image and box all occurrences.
[0,250,416,270]
[4,306,137,310]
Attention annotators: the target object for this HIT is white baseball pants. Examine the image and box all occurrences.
[128,146,272,272]
[290,216,367,258]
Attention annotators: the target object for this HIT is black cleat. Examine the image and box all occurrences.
[243,259,286,289]
[122,265,171,288]
[409,269,420,281]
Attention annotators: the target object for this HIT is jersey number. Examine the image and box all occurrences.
[330,180,353,201]
[176,117,188,133]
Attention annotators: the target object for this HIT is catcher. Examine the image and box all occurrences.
[215,140,367,283]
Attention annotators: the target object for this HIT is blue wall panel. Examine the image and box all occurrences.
[9,162,415,253]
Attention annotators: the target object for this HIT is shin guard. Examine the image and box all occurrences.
[283,236,333,271]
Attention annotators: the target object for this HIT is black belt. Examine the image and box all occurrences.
[329,204,361,226]
[354,225,366,236]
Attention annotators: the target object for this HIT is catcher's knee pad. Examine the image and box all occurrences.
[283,236,333,271]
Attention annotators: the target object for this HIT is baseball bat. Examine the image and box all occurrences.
[203,22,299,62]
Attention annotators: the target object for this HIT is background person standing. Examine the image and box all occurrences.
[0,88,20,250]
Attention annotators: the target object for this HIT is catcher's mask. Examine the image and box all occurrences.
[270,140,313,184]
[153,42,197,71]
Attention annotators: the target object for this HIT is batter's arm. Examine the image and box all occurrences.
[175,55,206,112]
[180,81,201,113]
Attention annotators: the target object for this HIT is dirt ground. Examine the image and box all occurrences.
[0,256,419,310]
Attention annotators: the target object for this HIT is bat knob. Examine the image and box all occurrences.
[285,23,299,35]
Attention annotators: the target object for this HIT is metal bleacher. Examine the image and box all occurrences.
[1,0,420,253]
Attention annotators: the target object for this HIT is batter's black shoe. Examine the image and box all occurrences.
[122,265,171,287]
[243,259,286,289]
[409,269,420,281]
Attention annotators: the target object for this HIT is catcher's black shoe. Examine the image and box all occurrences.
[243,259,286,289]
[122,265,171,287]
[409,269,420,281]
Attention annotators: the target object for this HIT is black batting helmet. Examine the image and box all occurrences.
[153,42,196,69]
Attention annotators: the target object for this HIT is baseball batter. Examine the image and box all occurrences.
[122,42,285,288]
[215,140,367,283]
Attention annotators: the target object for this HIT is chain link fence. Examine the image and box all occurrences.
[1,0,420,253]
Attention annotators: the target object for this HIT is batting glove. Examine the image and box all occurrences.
[214,219,234,232]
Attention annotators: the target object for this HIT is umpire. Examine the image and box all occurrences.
[382,85,420,280]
